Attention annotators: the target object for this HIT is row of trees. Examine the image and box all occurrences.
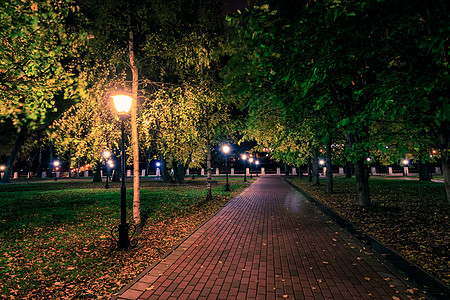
[1,0,449,228]
[1,0,241,230]
[222,0,450,204]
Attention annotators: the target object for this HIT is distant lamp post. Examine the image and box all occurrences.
[222,145,231,191]
[112,94,133,251]
[249,157,254,179]
[241,154,248,182]
[402,159,409,177]
[0,165,5,180]
[53,160,60,181]
[255,160,260,177]
[103,150,111,188]
[319,159,325,166]
[108,160,114,181]
[366,157,372,162]
[156,161,161,180]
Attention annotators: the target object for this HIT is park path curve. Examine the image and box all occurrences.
[112,176,426,300]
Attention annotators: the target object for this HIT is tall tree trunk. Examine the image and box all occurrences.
[129,26,141,230]
[1,126,27,183]
[161,155,172,182]
[93,160,102,182]
[417,160,431,181]
[326,142,333,194]
[36,146,42,178]
[313,148,320,186]
[299,166,303,179]
[173,161,185,183]
[206,144,212,201]
[49,143,53,178]
[438,122,450,203]
[345,161,352,178]
[307,156,313,182]
[354,158,371,206]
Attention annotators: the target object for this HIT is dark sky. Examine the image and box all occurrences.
[224,0,249,14]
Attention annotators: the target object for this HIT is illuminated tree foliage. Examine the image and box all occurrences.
[0,0,85,183]
[223,0,450,204]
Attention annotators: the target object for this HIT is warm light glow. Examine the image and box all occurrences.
[112,95,133,114]
[0,165,5,171]
[242,154,247,160]
[156,162,161,167]
[319,159,325,165]
[432,150,437,154]
[103,150,111,159]
[366,157,371,162]
[255,160,260,165]
[249,157,254,163]
[402,159,409,165]
[53,161,60,167]
[108,159,113,165]
[222,145,231,154]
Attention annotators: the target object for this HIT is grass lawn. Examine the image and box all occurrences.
[287,176,449,285]
[0,177,251,299]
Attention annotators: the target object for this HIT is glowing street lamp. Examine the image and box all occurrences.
[156,161,161,180]
[53,160,60,181]
[0,165,5,180]
[222,145,231,191]
[255,160,260,177]
[112,94,133,250]
[103,150,112,188]
[402,159,409,177]
[241,154,248,182]
[249,157,254,179]
[319,159,325,166]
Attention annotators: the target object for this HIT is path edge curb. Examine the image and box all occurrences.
[285,178,450,300]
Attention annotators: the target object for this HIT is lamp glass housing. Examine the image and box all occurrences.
[112,95,133,115]
[222,145,230,154]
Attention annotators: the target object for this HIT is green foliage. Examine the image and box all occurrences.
[141,83,231,168]
[0,0,85,130]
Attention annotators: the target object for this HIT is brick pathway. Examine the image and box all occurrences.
[112,176,427,300]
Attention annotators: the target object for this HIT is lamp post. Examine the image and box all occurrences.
[112,94,133,250]
[402,159,409,177]
[103,150,111,188]
[156,161,161,180]
[222,145,231,191]
[255,160,260,177]
[108,160,114,183]
[241,154,248,182]
[0,165,5,180]
[249,157,254,179]
[53,160,60,181]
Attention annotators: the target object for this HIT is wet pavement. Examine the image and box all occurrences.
[112,176,429,300]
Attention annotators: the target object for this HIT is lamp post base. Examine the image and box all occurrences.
[110,223,137,251]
